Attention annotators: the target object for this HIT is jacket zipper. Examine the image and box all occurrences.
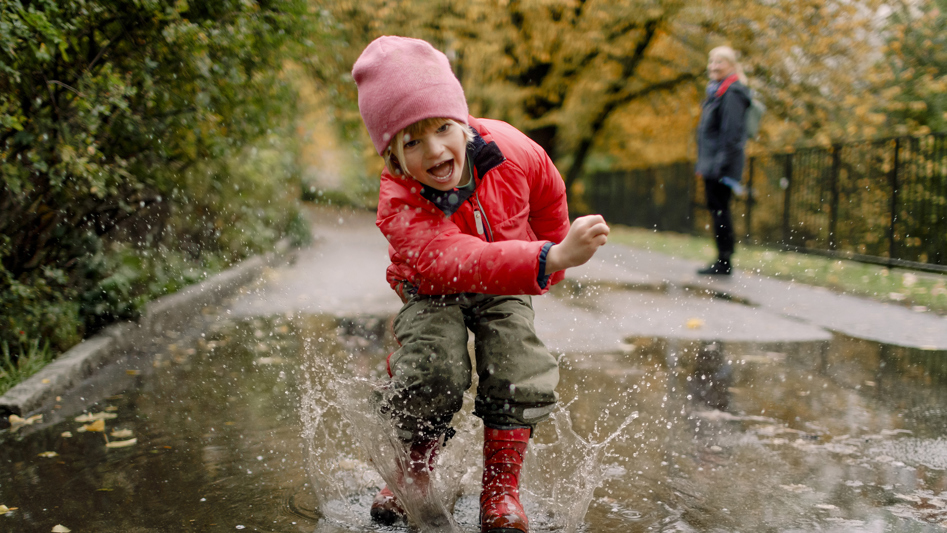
[473,190,493,242]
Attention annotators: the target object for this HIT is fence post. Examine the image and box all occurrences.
[889,138,901,263]
[829,145,841,250]
[782,154,793,246]
[689,162,698,235]
[746,156,755,244]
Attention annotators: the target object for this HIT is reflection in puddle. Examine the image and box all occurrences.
[2,311,947,532]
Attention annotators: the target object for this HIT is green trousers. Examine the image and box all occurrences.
[383,293,559,440]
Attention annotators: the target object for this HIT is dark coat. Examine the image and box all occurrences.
[695,78,751,181]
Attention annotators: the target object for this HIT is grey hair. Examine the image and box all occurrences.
[709,46,748,85]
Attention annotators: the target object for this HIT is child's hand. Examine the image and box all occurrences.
[545,215,610,274]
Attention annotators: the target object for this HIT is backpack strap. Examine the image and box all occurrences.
[714,74,740,97]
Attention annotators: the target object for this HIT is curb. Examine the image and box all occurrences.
[0,241,294,422]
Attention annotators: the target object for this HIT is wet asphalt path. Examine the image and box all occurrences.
[232,205,947,354]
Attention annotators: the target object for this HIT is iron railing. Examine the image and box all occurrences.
[585,132,947,273]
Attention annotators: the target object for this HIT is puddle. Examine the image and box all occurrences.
[2,308,947,532]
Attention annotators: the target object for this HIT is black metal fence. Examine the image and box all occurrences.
[585,133,947,273]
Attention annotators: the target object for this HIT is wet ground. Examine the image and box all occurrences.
[3,207,947,532]
[3,295,947,532]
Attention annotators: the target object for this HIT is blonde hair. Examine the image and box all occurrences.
[709,46,748,85]
[384,118,475,177]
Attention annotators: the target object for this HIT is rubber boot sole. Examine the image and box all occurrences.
[370,506,402,526]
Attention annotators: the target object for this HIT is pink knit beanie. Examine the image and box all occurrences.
[353,36,469,155]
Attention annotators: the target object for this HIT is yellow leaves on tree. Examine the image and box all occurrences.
[311,0,903,185]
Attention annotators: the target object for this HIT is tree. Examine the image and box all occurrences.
[871,0,947,135]
[309,0,883,190]
[1,0,311,355]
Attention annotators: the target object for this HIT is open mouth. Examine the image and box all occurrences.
[427,160,455,182]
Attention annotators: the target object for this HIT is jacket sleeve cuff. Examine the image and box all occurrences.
[537,241,555,289]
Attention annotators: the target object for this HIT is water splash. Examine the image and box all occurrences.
[525,407,639,533]
[334,377,469,532]
[298,326,640,532]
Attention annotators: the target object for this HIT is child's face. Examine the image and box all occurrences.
[400,120,469,191]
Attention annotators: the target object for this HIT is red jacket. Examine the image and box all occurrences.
[376,116,570,296]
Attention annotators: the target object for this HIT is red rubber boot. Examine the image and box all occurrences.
[370,439,439,525]
[480,426,531,533]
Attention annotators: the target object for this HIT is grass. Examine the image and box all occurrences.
[608,225,947,315]
[1,339,56,397]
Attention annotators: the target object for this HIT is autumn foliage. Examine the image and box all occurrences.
[307,0,910,187]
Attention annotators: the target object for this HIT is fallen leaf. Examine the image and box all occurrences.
[780,484,813,493]
[38,451,59,458]
[0,505,16,515]
[254,356,285,365]
[80,419,106,433]
[52,525,71,532]
[9,414,43,431]
[110,428,134,439]
[126,369,140,376]
[61,431,73,438]
[75,412,117,423]
[41,379,50,384]
[105,406,119,412]
[686,318,705,329]
[105,438,137,449]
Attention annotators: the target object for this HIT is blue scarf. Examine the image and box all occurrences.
[706,79,722,98]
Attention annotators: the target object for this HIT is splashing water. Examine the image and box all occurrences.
[525,408,639,533]
[298,328,640,532]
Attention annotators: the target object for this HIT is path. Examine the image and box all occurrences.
[233,206,947,354]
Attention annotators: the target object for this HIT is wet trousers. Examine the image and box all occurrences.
[383,293,559,440]
[704,178,735,261]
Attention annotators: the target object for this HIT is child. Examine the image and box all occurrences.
[352,35,609,532]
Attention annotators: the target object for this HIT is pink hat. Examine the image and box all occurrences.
[353,36,469,155]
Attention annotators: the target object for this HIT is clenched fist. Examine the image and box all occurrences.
[545,214,610,274]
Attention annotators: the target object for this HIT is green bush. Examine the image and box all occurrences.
[1,337,56,396]
[1,1,314,364]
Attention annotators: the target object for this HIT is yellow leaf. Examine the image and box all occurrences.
[686,318,705,329]
[126,369,140,376]
[0,505,15,514]
[81,419,106,433]
[74,412,117,423]
[38,451,59,458]
[52,525,72,533]
[9,413,43,431]
[110,429,134,439]
[105,438,138,449]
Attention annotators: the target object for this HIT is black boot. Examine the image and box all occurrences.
[697,259,732,276]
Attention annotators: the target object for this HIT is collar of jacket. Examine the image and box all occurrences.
[714,74,740,98]
[419,126,506,217]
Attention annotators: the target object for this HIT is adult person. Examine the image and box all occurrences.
[695,46,751,276]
